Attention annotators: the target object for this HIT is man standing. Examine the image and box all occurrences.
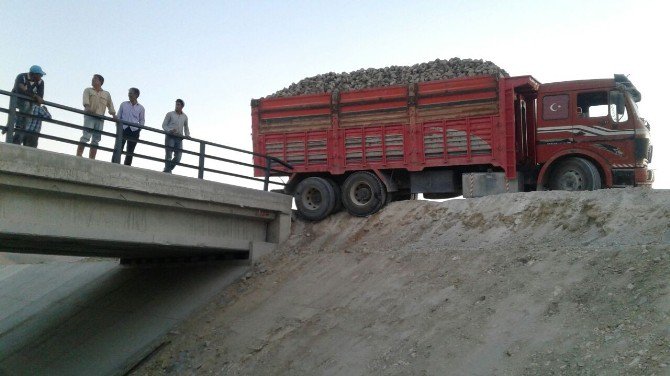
[161,99,190,173]
[78,74,116,159]
[6,65,45,142]
[116,87,145,166]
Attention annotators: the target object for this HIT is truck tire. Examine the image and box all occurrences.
[294,177,337,221]
[548,157,602,191]
[342,171,388,217]
[324,178,343,213]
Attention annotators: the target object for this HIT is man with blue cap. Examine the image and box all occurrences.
[7,65,46,143]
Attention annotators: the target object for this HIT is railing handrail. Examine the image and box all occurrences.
[0,88,292,190]
[0,89,291,168]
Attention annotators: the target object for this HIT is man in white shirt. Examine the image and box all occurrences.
[78,74,116,159]
[116,87,145,166]
[161,99,190,173]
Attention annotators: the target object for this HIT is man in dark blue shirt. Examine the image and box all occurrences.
[8,65,46,142]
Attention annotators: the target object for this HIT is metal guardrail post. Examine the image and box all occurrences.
[264,156,272,191]
[111,121,123,164]
[5,95,17,143]
[198,142,205,179]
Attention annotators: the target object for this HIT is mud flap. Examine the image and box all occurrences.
[462,172,522,198]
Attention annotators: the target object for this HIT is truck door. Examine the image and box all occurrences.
[574,90,633,142]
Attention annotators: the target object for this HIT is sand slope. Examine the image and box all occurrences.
[135,188,670,375]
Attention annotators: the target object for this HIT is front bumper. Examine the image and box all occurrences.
[612,167,653,187]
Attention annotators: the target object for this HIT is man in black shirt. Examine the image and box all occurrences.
[8,65,46,143]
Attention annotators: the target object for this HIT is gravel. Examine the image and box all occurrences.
[268,58,509,97]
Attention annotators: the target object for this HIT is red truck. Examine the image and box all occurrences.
[252,74,653,220]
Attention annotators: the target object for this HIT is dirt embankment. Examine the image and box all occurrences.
[135,188,670,375]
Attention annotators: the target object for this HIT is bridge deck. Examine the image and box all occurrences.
[0,143,292,260]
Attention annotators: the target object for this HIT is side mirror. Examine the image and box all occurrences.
[617,96,626,115]
[612,91,626,115]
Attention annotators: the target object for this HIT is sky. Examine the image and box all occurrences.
[1,0,668,189]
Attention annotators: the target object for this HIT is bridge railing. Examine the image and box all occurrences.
[0,89,291,191]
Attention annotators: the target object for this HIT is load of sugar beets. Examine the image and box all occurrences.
[267,58,509,97]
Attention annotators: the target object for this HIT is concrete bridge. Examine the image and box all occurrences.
[0,142,292,262]
[0,142,293,375]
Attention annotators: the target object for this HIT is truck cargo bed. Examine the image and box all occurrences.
[252,75,515,177]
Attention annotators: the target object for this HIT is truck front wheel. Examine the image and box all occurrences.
[294,177,337,221]
[342,172,387,217]
[548,157,602,191]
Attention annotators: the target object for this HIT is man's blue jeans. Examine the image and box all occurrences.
[164,135,182,173]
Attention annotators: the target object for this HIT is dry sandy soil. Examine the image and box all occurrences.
[124,188,670,375]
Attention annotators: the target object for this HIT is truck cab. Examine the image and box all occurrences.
[535,74,653,190]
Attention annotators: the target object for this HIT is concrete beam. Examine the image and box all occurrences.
[0,143,292,259]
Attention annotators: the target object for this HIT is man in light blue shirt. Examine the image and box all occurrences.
[116,87,145,166]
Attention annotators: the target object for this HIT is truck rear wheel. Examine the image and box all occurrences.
[548,157,602,191]
[294,177,337,221]
[342,172,387,217]
[324,178,343,213]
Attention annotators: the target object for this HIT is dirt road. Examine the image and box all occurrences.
[135,188,670,375]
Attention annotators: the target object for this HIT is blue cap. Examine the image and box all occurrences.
[29,65,46,76]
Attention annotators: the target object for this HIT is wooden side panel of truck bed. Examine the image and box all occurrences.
[252,75,510,177]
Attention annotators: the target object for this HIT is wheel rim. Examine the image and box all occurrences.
[557,169,585,190]
[350,182,373,206]
[302,187,323,210]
